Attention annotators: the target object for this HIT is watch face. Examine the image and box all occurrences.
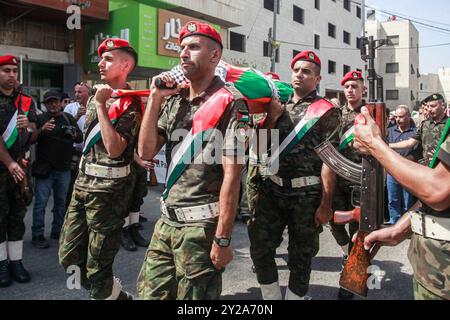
[215,237,230,247]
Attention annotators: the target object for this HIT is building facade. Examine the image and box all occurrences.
[0,0,109,102]
[419,68,450,104]
[366,17,420,111]
[226,0,364,101]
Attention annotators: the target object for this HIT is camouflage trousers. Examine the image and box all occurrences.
[0,170,27,243]
[247,166,322,297]
[127,162,148,213]
[58,188,129,299]
[408,233,450,300]
[329,182,359,252]
[137,219,222,300]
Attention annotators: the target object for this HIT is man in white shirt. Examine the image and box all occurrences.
[64,82,91,208]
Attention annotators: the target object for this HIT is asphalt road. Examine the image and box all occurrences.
[0,185,414,300]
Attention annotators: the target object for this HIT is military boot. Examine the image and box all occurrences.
[130,224,149,247]
[117,290,134,300]
[9,260,31,283]
[0,260,11,288]
[121,227,137,251]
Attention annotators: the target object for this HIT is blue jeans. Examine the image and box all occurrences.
[387,174,414,224]
[32,170,71,238]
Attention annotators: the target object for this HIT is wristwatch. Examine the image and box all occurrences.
[214,236,231,247]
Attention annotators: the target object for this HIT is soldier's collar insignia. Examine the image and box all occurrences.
[187,23,197,33]
[106,40,115,49]
[309,52,315,60]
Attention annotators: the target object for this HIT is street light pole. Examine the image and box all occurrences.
[270,0,278,72]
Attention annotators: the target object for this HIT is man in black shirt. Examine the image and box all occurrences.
[31,91,82,249]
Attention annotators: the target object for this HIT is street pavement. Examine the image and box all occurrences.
[0,185,414,300]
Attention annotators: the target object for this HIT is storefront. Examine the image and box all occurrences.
[83,1,220,88]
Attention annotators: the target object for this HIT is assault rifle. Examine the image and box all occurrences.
[16,89,33,206]
[314,36,387,297]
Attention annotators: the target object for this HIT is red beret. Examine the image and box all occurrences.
[178,21,223,49]
[291,51,321,69]
[264,72,281,80]
[0,55,19,67]
[341,70,363,86]
[98,38,132,57]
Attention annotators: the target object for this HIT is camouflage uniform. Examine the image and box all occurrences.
[408,129,450,300]
[58,95,142,300]
[0,91,37,244]
[329,102,363,252]
[247,91,340,297]
[137,77,248,300]
[414,115,449,165]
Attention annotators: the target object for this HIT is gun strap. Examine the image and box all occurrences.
[429,117,450,168]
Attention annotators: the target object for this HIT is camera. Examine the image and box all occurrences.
[55,124,77,139]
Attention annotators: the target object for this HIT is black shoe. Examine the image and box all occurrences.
[117,290,134,300]
[121,228,137,251]
[130,225,149,247]
[338,287,354,300]
[32,235,50,249]
[139,214,148,223]
[9,260,30,283]
[50,233,60,240]
[0,260,11,288]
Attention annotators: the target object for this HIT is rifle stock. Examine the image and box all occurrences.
[339,231,371,297]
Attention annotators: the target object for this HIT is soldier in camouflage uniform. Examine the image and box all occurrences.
[390,93,448,165]
[136,21,252,300]
[121,152,152,251]
[0,55,37,287]
[58,39,142,300]
[247,51,340,300]
[329,71,366,299]
[353,106,450,300]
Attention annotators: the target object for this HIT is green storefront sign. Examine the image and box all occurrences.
[84,2,182,72]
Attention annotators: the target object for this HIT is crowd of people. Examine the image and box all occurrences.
[0,19,448,301]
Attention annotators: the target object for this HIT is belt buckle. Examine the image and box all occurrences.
[107,167,113,179]
[174,208,186,222]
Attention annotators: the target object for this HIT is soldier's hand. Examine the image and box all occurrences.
[314,204,333,227]
[353,107,382,155]
[16,114,30,130]
[150,73,184,99]
[77,104,87,117]
[8,161,25,183]
[42,118,55,132]
[210,243,233,270]
[265,96,284,119]
[94,84,113,106]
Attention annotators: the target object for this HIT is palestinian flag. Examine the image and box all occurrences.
[338,126,355,151]
[162,87,234,200]
[266,99,335,173]
[2,95,32,149]
[112,61,294,114]
[83,97,136,155]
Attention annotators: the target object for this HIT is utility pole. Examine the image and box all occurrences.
[270,0,278,72]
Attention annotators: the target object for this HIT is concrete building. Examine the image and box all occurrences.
[365,17,420,111]
[226,0,364,102]
[419,68,450,104]
[0,0,109,101]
